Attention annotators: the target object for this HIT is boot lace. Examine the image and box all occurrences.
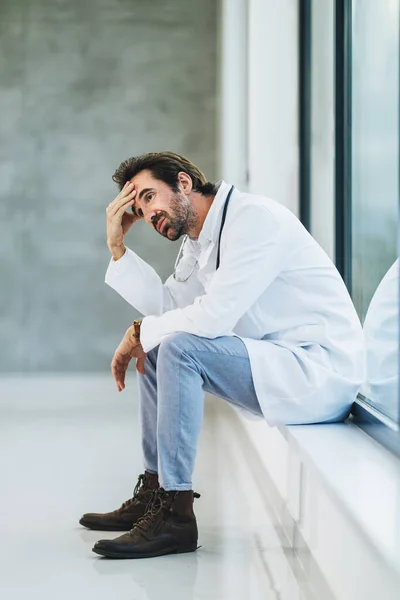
[134,488,171,533]
[113,474,146,513]
[133,489,201,533]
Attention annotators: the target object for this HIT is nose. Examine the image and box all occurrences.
[143,208,157,226]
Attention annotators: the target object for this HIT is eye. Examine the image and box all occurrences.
[145,193,155,202]
[138,208,144,218]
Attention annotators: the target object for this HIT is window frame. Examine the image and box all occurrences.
[299,0,312,232]
[301,0,400,455]
[334,0,353,295]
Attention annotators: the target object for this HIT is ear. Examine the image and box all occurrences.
[177,172,193,194]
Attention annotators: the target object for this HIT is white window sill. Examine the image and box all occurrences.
[228,405,400,598]
[281,421,400,575]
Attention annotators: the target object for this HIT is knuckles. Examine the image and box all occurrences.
[106,191,135,213]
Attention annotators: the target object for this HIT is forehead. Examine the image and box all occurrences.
[129,170,167,192]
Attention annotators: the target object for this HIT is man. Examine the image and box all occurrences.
[80,151,364,559]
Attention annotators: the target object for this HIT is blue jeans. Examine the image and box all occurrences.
[138,332,263,491]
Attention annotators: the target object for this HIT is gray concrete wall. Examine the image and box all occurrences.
[0,0,218,372]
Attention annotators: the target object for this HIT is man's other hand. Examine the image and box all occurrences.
[111,326,147,392]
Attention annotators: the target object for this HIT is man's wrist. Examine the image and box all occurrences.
[108,243,126,261]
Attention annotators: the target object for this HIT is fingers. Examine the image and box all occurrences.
[112,353,129,392]
[109,190,136,217]
[136,356,146,375]
[111,354,122,390]
[107,182,137,216]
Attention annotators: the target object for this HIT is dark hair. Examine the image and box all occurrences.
[112,151,218,196]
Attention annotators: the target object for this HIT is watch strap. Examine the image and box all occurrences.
[132,319,142,339]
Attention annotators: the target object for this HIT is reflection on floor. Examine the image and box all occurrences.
[0,375,317,600]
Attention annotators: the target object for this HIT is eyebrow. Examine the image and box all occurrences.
[138,188,155,201]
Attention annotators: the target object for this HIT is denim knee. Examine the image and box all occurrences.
[157,332,198,365]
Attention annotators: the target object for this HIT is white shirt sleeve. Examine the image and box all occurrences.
[105,248,176,315]
[140,205,287,352]
[105,243,204,316]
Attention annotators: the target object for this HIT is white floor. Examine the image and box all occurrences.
[0,375,317,600]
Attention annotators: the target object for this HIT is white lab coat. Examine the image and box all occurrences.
[105,181,364,425]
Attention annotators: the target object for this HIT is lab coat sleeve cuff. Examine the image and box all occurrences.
[140,311,190,353]
[140,311,236,354]
[140,315,172,353]
[105,247,132,277]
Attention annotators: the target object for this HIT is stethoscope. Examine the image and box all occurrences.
[173,185,235,282]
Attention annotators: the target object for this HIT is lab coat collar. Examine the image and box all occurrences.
[197,180,232,248]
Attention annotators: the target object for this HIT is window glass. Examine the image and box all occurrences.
[310,0,335,260]
[352,0,399,422]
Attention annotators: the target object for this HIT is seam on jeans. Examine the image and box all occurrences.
[181,341,250,359]
[173,346,204,477]
[173,347,183,468]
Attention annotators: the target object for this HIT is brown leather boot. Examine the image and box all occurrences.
[92,488,200,558]
[79,472,159,531]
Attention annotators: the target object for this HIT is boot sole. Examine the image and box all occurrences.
[92,544,198,559]
[79,519,131,532]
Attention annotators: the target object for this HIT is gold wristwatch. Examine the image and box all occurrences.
[132,319,142,340]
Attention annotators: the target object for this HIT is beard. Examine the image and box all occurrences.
[154,191,198,241]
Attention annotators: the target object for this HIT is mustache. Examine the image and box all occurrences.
[153,212,168,231]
